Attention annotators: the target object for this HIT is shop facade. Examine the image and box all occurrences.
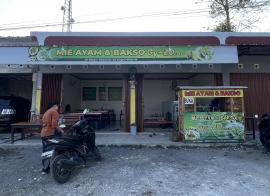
[0,32,270,133]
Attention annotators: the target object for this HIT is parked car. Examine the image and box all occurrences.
[0,96,31,125]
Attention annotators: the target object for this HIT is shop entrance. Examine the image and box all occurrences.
[61,74,125,131]
[142,73,221,132]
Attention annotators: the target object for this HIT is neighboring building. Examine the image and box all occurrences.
[0,32,270,131]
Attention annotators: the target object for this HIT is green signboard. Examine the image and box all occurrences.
[184,112,244,141]
[28,46,214,62]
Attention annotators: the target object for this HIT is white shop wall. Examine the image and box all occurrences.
[62,75,81,112]
[81,80,123,120]
[144,80,183,117]
[143,75,215,117]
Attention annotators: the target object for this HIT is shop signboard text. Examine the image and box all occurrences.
[184,112,244,141]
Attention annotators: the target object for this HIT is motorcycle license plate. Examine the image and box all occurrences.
[41,150,54,159]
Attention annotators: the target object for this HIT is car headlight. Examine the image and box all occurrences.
[1,109,16,115]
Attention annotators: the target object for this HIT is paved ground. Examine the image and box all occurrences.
[1,146,270,196]
[0,132,257,148]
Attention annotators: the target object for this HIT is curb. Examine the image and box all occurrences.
[97,142,258,149]
[0,141,258,150]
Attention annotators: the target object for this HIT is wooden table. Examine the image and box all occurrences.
[143,117,174,128]
[10,121,76,144]
[10,121,41,144]
[84,111,110,129]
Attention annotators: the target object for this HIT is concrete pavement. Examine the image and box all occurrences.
[0,131,258,149]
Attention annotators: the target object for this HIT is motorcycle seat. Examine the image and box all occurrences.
[60,135,82,144]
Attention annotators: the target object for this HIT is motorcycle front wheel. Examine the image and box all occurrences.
[51,154,72,184]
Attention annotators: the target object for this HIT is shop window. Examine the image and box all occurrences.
[108,87,122,101]
[184,97,243,112]
[98,87,106,101]
[82,87,96,101]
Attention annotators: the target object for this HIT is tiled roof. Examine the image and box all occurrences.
[0,36,38,46]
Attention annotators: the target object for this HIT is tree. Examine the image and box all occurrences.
[199,0,270,32]
[213,21,237,31]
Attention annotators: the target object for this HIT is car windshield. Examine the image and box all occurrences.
[0,99,10,106]
[0,99,11,110]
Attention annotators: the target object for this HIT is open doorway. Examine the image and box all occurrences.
[61,74,125,132]
[143,74,218,132]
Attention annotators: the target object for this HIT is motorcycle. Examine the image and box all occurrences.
[41,117,101,184]
[258,113,270,152]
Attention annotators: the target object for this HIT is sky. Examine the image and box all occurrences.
[0,0,269,37]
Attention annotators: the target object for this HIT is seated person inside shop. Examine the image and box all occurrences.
[196,98,225,112]
[209,98,220,112]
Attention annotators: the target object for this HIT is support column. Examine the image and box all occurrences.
[30,71,42,116]
[124,75,130,131]
[130,80,136,128]
[125,68,143,133]
[35,72,42,115]
[30,73,37,117]
[136,74,144,132]
[129,74,144,133]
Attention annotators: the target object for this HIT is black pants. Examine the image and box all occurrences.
[41,130,62,172]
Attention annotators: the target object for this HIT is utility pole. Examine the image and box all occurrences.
[61,0,74,32]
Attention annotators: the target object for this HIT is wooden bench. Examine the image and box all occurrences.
[62,113,83,124]
[144,117,174,128]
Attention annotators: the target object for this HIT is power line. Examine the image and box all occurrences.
[0,9,211,31]
[0,7,211,28]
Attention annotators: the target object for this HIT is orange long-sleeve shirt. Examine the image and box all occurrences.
[41,108,60,137]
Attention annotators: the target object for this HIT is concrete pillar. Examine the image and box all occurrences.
[35,72,43,115]
[30,73,37,117]
[30,71,42,116]
[130,80,136,134]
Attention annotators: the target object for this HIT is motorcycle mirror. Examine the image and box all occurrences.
[83,109,88,114]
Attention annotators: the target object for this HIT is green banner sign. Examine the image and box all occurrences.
[28,46,214,62]
[184,112,244,141]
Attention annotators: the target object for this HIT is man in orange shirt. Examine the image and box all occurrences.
[41,101,64,173]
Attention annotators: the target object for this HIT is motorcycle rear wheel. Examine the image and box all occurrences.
[51,154,72,184]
